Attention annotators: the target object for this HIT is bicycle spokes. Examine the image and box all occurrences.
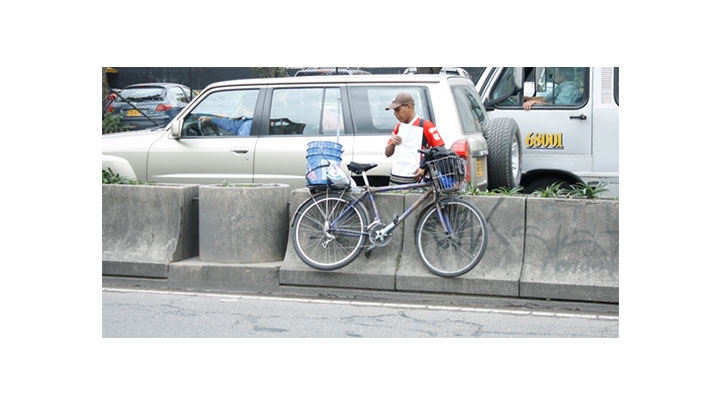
[416,199,488,277]
[292,194,368,270]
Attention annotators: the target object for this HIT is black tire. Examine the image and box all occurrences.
[292,193,368,270]
[415,198,488,277]
[485,117,522,190]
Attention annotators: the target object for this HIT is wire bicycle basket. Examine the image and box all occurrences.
[427,155,467,192]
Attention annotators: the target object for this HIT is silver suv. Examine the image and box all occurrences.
[103,74,519,190]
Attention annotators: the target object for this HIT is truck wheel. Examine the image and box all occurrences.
[486,117,522,190]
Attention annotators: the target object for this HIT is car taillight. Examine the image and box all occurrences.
[156,103,172,112]
[451,139,470,158]
[451,140,471,182]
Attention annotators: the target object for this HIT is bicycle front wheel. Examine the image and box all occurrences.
[292,193,368,270]
[415,197,488,277]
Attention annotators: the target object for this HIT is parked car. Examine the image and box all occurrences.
[106,83,192,130]
[103,74,523,190]
[294,68,371,76]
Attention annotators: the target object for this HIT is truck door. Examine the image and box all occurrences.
[483,67,593,178]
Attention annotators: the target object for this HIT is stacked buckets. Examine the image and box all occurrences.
[305,141,344,187]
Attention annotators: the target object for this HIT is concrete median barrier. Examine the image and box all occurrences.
[396,194,525,296]
[103,184,619,304]
[521,197,619,303]
[199,183,290,264]
[102,184,199,278]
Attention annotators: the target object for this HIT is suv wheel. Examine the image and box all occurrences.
[485,117,522,189]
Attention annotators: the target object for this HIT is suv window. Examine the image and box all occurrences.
[348,86,428,134]
[452,85,487,134]
[268,87,345,135]
[183,89,260,136]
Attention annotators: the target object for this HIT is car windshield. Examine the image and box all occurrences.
[119,87,165,102]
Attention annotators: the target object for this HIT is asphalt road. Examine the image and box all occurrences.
[103,288,618,338]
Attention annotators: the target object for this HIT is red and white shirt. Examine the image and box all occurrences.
[388,115,444,149]
[388,115,444,178]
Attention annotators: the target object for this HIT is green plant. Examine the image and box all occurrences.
[102,168,147,185]
[490,185,524,196]
[566,182,608,199]
[102,112,132,134]
[252,67,288,78]
[465,184,492,195]
[531,182,566,198]
[465,184,524,196]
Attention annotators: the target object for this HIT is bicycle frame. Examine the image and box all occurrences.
[292,154,485,276]
[311,168,454,246]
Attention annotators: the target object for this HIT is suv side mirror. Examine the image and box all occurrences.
[170,119,182,139]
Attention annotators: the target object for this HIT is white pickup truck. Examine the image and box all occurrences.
[476,67,619,197]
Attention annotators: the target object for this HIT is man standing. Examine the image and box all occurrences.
[384,92,444,184]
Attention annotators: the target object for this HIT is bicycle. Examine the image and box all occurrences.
[291,149,489,278]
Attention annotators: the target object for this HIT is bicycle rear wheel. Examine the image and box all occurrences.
[292,193,368,270]
[415,197,488,277]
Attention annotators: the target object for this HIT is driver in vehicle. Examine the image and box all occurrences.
[522,67,581,110]
[198,100,253,135]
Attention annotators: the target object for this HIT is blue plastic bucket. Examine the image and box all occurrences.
[305,141,343,186]
[439,174,456,190]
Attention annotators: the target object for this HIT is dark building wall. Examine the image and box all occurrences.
[106,67,256,91]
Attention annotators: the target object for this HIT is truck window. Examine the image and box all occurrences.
[491,68,522,106]
[533,67,588,107]
[490,67,590,109]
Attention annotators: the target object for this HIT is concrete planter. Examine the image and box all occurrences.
[522,197,619,303]
[199,183,290,264]
[102,183,199,278]
[397,194,526,295]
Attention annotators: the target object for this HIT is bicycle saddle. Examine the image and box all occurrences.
[347,162,377,175]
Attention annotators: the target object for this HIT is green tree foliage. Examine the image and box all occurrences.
[252,67,288,78]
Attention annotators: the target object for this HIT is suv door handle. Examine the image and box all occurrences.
[569,114,587,120]
[231,148,249,154]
